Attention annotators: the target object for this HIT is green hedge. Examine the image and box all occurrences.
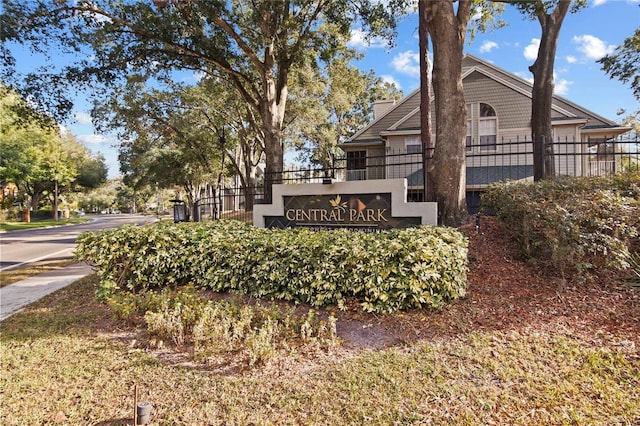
[76,221,468,313]
[481,172,640,280]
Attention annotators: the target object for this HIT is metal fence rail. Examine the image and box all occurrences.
[198,136,639,222]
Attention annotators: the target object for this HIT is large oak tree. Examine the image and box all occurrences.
[418,0,503,226]
[1,0,403,202]
[511,0,586,180]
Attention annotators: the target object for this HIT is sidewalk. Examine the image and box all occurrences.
[0,263,94,321]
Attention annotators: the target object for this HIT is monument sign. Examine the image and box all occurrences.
[254,179,437,230]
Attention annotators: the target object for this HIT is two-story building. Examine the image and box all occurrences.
[341,54,631,207]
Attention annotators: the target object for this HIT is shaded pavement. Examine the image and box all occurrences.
[0,263,94,321]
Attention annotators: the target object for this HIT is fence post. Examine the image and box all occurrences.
[534,135,544,181]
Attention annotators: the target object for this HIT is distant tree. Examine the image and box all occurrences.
[59,130,108,191]
[617,109,640,137]
[0,87,72,211]
[287,44,403,169]
[75,153,109,190]
[77,179,119,213]
[0,85,106,212]
[98,76,263,210]
[600,24,640,140]
[111,83,222,207]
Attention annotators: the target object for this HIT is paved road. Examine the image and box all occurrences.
[0,214,158,320]
[0,214,157,272]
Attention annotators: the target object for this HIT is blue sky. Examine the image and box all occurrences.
[349,0,639,121]
[10,0,640,178]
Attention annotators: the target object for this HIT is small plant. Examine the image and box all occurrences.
[299,309,338,347]
[145,306,186,346]
[192,302,255,356]
[107,290,166,322]
[142,285,208,346]
[245,319,280,366]
[109,284,341,366]
[623,252,640,287]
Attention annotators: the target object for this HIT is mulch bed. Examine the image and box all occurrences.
[335,216,640,349]
[87,216,639,365]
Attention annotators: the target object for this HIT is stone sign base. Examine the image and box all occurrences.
[253,179,437,230]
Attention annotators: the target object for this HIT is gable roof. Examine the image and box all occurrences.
[345,54,623,144]
[346,87,421,144]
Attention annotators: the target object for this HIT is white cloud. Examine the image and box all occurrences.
[58,124,70,136]
[572,34,616,60]
[566,55,577,64]
[77,134,107,145]
[514,69,571,95]
[391,51,420,76]
[470,7,484,22]
[479,40,498,54]
[592,0,608,6]
[514,71,534,84]
[380,74,402,90]
[554,77,572,96]
[523,38,540,61]
[347,28,387,49]
[74,111,92,125]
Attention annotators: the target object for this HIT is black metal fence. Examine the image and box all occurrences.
[195,135,639,222]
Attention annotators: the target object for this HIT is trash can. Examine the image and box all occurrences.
[170,199,188,223]
[23,209,30,223]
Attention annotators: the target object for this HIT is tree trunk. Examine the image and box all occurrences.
[242,147,258,212]
[424,0,470,226]
[27,182,44,212]
[529,0,571,181]
[260,63,287,204]
[419,0,435,203]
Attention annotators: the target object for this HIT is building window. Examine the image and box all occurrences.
[346,150,367,181]
[479,103,497,151]
[405,136,422,154]
[347,150,366,170]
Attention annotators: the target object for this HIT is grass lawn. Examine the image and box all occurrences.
[0,217,90,232]
[2,215,640,426]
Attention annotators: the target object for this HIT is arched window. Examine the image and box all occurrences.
[479,103,497,151]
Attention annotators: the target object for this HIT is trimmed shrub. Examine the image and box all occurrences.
[481,172,640,280]
[76,222,468,313]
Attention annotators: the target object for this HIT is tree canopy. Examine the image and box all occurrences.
[286,43,403,168]
[599,27,640,102]
[1,0,406,201]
